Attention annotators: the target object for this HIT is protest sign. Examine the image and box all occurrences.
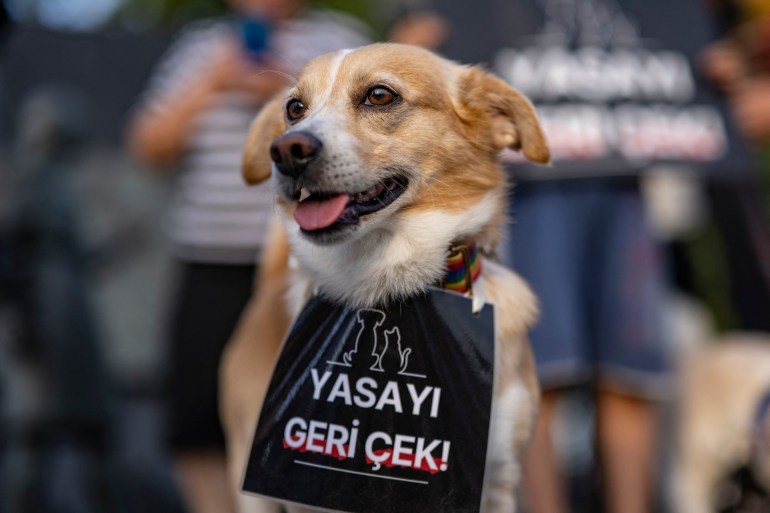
[435,0,750,178]
[243,289,495,513]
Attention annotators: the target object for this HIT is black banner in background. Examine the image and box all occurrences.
[434,0,750,179]
[243,289,495,513]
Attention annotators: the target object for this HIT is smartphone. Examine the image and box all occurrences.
[239,16,270,62]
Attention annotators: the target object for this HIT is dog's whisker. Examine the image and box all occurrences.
[254,69,298,84]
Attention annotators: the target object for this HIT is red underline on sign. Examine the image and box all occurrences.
[293,460,429,485]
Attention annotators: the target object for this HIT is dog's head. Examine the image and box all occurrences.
[243,43,549,249]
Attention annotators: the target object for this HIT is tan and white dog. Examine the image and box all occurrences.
[675,334,770,513]
[220,43,550,513]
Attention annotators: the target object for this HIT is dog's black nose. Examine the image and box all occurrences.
[269,131,322,178]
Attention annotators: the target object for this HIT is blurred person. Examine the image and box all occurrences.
[702,5,770,145]
[512,178,670,513]
[697,0,770,333]
[125,2,370,512]
[682,5,770,510]
[2,87,114,513]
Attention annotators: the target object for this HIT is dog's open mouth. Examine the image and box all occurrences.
[293,176,408,233]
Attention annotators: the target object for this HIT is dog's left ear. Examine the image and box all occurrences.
[242,94,288,184]
[456,67,550,164]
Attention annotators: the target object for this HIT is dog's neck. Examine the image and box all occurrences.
[287,191,501,308]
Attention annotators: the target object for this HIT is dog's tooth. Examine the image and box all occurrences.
[299,187,311,202]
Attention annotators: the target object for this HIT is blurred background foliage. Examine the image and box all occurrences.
[2,0,392,34]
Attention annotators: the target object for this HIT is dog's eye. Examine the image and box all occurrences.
[286,99,306,121]
[364,87,397,107]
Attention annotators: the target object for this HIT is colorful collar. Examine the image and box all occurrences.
[440,243,482,295]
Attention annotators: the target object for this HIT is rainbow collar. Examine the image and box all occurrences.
[440,243,482,295]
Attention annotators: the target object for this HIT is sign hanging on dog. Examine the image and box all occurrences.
[242,288,495,513]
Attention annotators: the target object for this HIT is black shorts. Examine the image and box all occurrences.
[166,261,256,452]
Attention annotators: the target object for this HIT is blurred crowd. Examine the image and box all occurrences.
[0,0,769,513]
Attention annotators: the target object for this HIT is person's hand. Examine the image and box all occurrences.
[126,38,291,170]
[730,76,770,144]
[204,39,292,101]
[389,11,450,51]
[700,39,748,92]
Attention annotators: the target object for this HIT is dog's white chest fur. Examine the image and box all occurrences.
[285,193,501,309]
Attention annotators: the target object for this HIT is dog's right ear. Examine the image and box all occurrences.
[242,94,287,184]
[455,67,550,164]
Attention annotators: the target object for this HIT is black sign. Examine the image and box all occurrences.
[243,289,495,513]
[435,0,749,178]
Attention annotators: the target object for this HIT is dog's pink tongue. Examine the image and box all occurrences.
[294,194,350,231]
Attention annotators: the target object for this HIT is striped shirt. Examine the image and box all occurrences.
[139,11,370,263]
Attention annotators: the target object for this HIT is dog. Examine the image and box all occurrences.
[674,334,770,513]
[220,42,550,513]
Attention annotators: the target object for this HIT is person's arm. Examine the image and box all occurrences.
[730,77,770,144]
[126,77,218,171]
[389,11,450,51]
[126,38,290,172]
